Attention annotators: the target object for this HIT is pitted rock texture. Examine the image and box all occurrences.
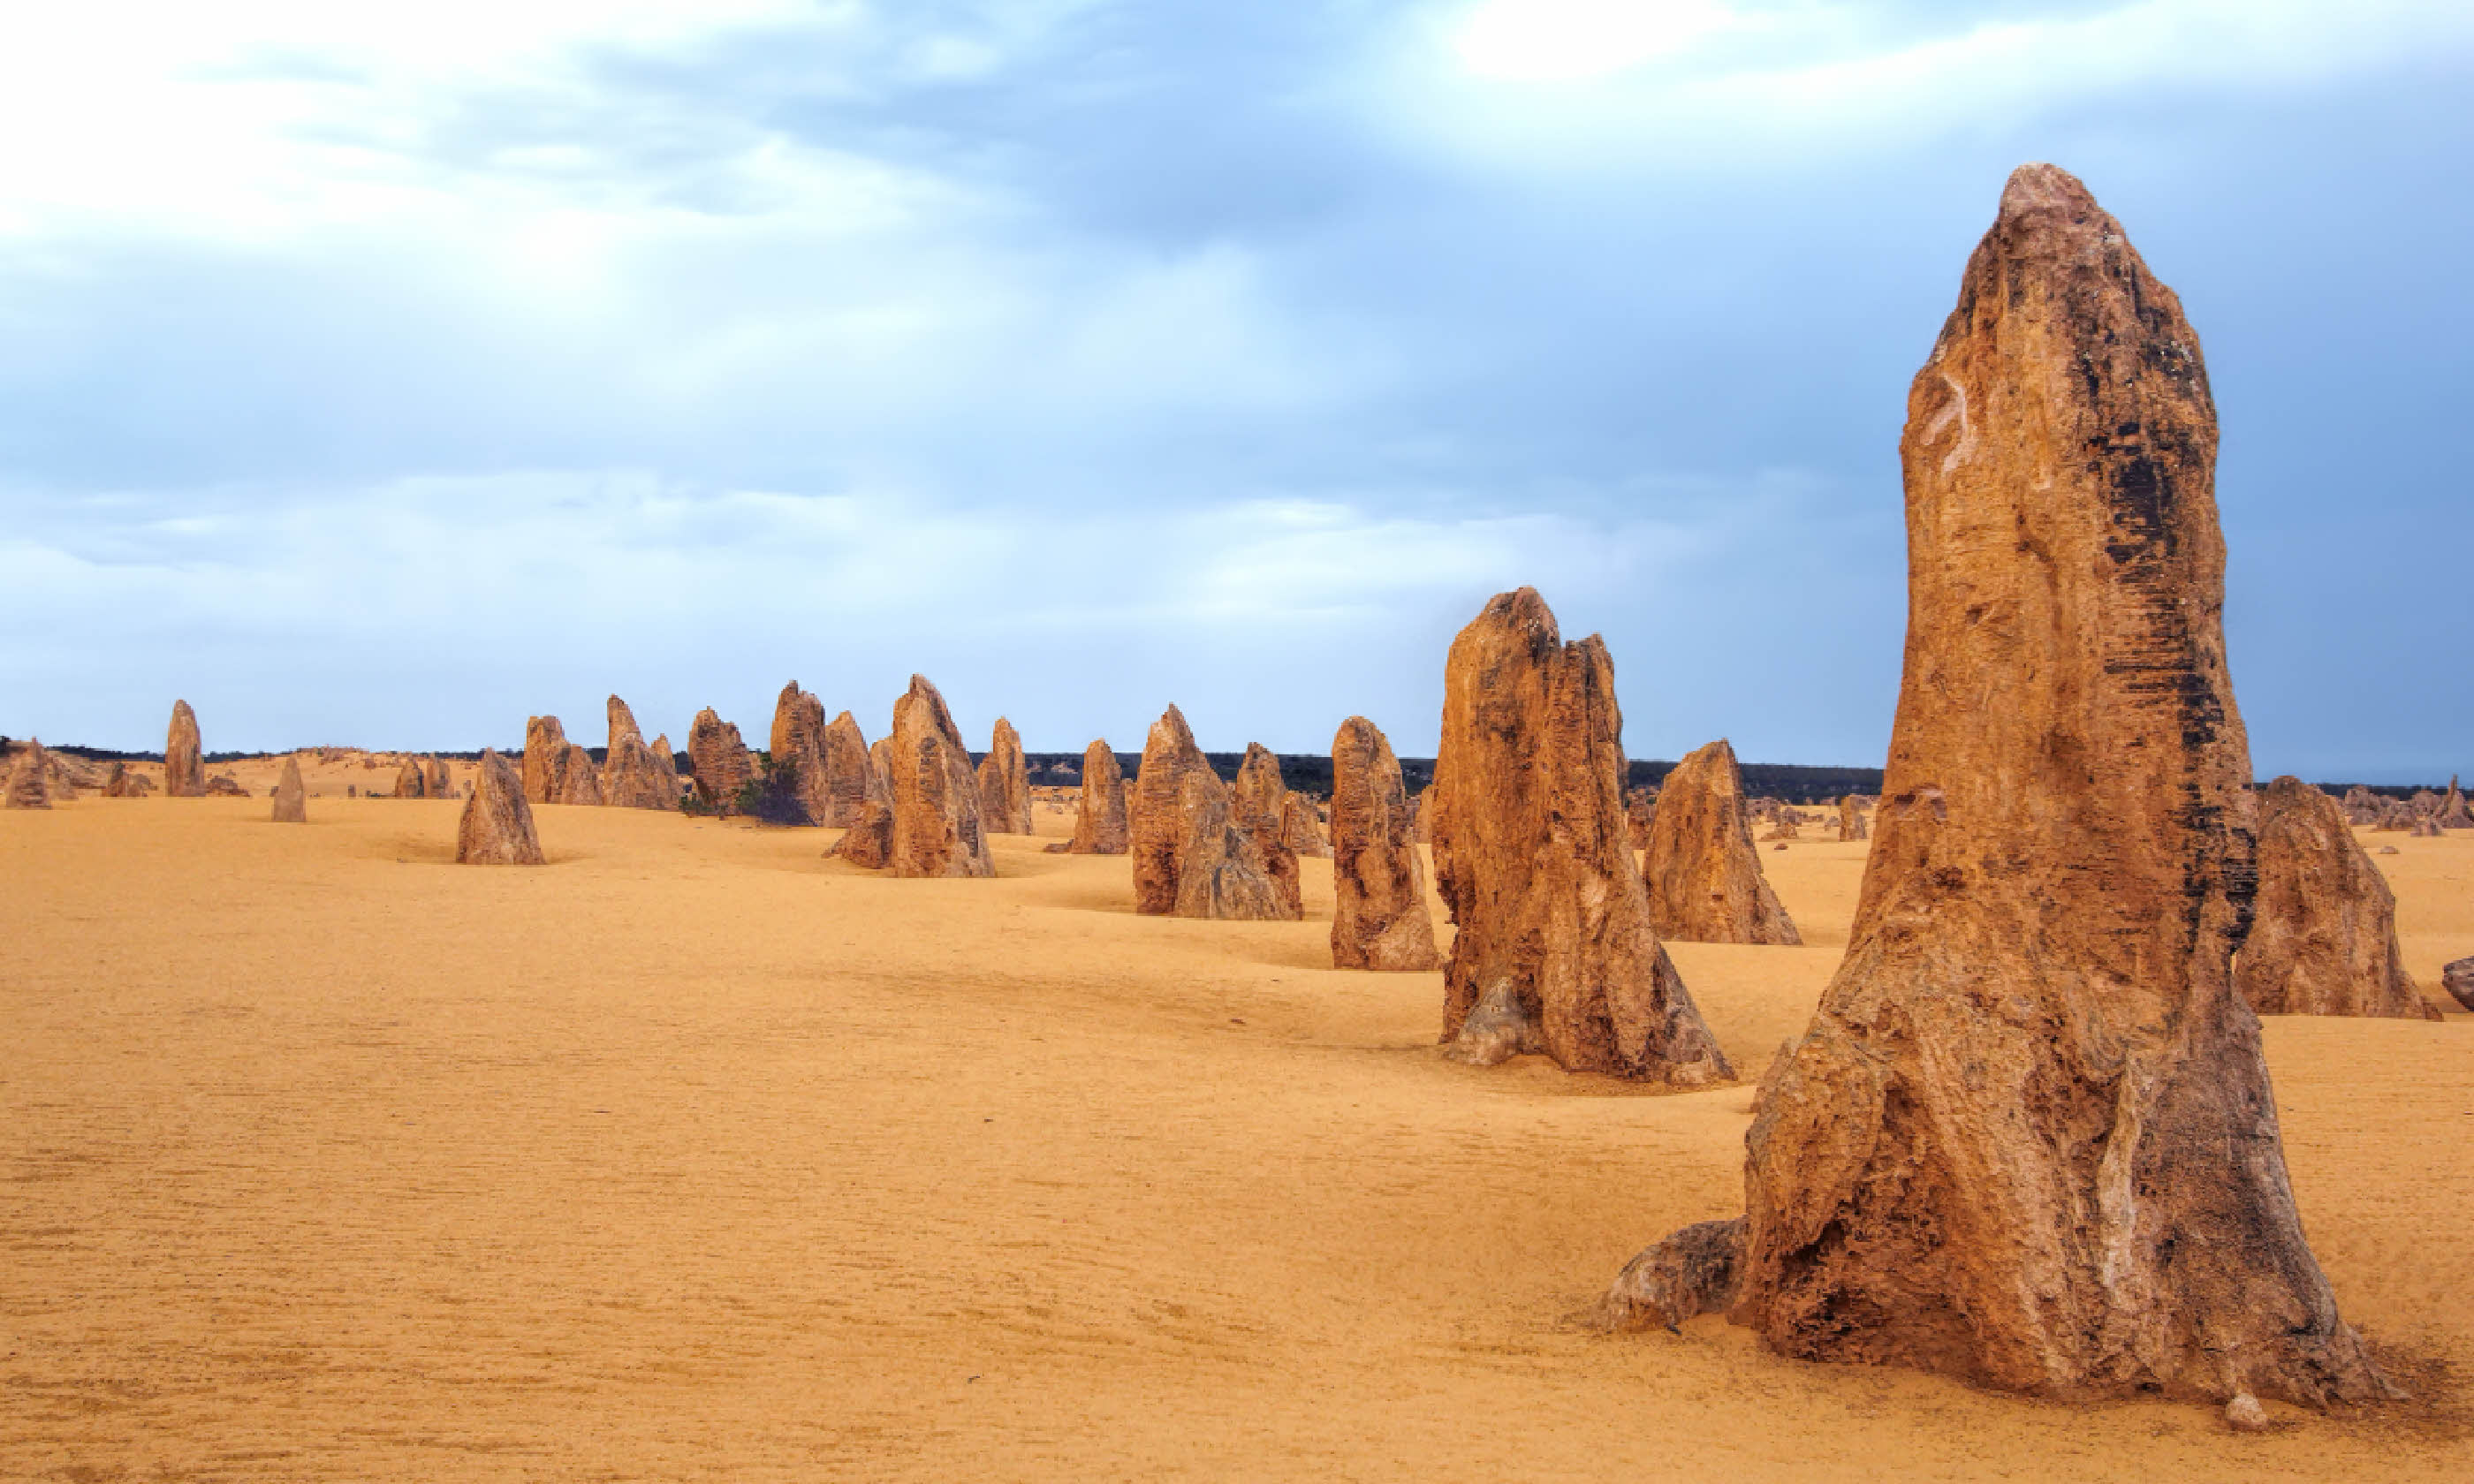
[1229,744,1302,920]
[1642,738,1802,945]
[557,745,603,806]
[769,682,830,827]
[523,716,570,804]
[1131,705,1215,914]
[1169,772,1290,920]
[5,740,53,809]
[272,756,307,823]
[1626,788,1657,852]
[2235,776,2437,1020]
[1281,792,1330,859]
[2442,957,2474,1012]
[1706,164,2383,1407]
[884,676,995,878]
[975,717,1033,835]
[828,735,898,867]
[457,749,544,865]
[1597,1217,1747,1334]
[819,712,877,828]
[689,708,753,813]
[1839,795,1870,842]
[164,700,205,798]
[601,697,675,811]
[1067,740,1128,854]
[1328,716,1439,972]
[1429,587,1730,1083]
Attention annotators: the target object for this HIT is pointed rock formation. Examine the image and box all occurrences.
[1642,739,1802,945]
[818,712,876,827]
[975,717,1033,835]
[2440,776,2471,829]
[1282,792,1330,859]
[2340,785,2383,827]
[5,740,53,809]
[601,697,675,810]
[1131,705,1216,914]
[882,676,995,878]
[428,757,452,799]
[769,682,830,826]
[164,700,205,797]
[272,756,307,823]
[1171,773,1290,919]
[392,757,427,799]
[1067,740,1129,854]
[523,716,570,804]
[688,708,753,813]
[457,750,544,865]
[2409,814,2442,838]
[828,735,898,866]
[1229,744,1303,919]
[2236,776,2436,1020]
[650,734,680,805]
[1647,164,2383,1408]
[557,745,603,806]
[1839,795,1869,842]
[1329,716,1440,971]
[1429,587,1731,1082]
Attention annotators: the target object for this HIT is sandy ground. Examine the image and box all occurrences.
[3,793,2468,1481]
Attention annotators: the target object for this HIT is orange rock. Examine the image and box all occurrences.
[688,708,753,813]
[975,717,1032,834]
[768,682,829,826]
[556,745,603,806]
[2237,777,2439,1020]
[427,757,451,799]
[393,757,427,799]
[600,697,675,810]
[1067,740,1128,854]
[828,734,897,866]
[818,712,877,828]
[5,739,53,809]
[522,716,569,804]
[164,700,205,797]
[883,676,994,878]
[457,749,544,865]
[1643,739,1801,945]
[1229,744,1302,919]
[1170,771,1289,920]
[1328,716,1438,971]
[1430,587,1730,1082]
[1281,793,1329,859]
[1131,705,1213,914]
[1838,794,1869,842]
[1708,164,2384,1407]
[272,756,307,823]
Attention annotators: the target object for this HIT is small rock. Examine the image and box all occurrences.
[2225,1393,2268,1433]
[2442,957,2474,1012]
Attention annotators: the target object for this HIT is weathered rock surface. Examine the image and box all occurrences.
[1229,744,1303,919]
[1328,716,1439,971]
[1067,740,1128,854]
[601,697,675,811]
[819,713,876,828]
[457,750,544,865]
[1597,1217,1747,1334]
[557,745,603,806]
[1677,164,2384,1407]
[203,775,248,798]
[523,716,569,804]
[769,682,829,826]
[6,740,53,809]
[976,718,1033,835]
[164,700,205,797]
[272,756,307,823]
[1281,792,1330,859]
[2441,957,2474,1011]
[394,758,428,799]
[827,735,898,867]
[650,735,679,804]
[688,708,753,813]
[882,676,995,878]
[1131,705,1216,914]
[1170,772,1292,920]
[2440,776,2472,829]
[2409,814,2442,838]
[1642,738,1802,946]
[428,757,452,799]
[2340,785,2384,827]
[2237,776,2439,1020]
[1429,587,1731,1082]
[1626,787,1657,852]
[1839,794,1869,842]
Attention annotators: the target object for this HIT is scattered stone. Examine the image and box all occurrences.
[1597,1217,1746,1334]
[457,749,544,865]
[2225,1394,2270,1434]
[1694,163,2384,1406]
[1229,744,1303,919]
[976,718,1033,834]
[883,676,995,878]
[688,708,753,813]
[2441,957,2474,1011]
[164,700,205,797]
[2236,776,2438,1020]
[5,739,53,809]
[1131,705,1217,914]
[1429,587,1730,1082]
[1067,740,1129,854]
[1642,738,1802,946]
[1328,716,1439,971]
[2376,844,2398,855]
[601,696,676,810]
[523,716,570,804]
[272,756,307,823]
[1839,793,1869,842]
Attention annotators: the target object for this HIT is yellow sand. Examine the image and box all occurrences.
[3,794,2468,1480]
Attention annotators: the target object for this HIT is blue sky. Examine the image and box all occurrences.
[1,1,2467,778]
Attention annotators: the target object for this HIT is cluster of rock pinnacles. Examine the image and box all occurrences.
[38,164,2473,1426]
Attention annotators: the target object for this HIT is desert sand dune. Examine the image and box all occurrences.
[2,799,2468,1479]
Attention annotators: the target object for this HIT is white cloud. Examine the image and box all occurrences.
[1454,0,1756,82]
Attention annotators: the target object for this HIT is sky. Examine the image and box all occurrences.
[1,1,2468,779]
